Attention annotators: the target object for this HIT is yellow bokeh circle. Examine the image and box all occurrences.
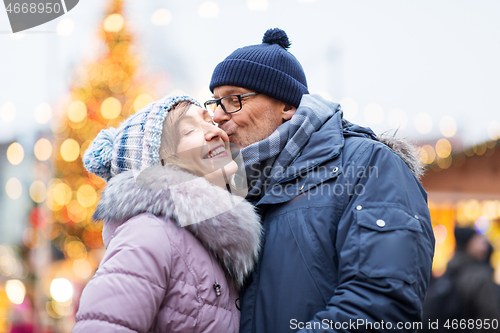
[29,181,47,203]
[53,182,72,206]
[34,138,53,161]
[68,101,87,123]
[7,142,24,165]
[65,240,87,260]
[101,97,121,119]
[421,145,436,164]
[133,94,154,112]
[77,184,97,208]
[435,138,452,159]
[103,14,124,32]
[60,139,80,162]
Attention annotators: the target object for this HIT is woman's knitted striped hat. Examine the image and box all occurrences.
[83,94,200,181]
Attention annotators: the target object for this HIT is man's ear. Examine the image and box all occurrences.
[282,103,296,121]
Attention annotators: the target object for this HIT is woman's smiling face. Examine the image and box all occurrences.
[174,104,237,180]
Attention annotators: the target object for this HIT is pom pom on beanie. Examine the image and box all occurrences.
[262,28,291,49]
[210,28,308,108]
[83,128,117,181]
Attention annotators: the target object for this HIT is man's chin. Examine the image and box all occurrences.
[228,135,245,150]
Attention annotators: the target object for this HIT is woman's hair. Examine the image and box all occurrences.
[160,101,204,176]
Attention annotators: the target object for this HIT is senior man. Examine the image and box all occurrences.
[206,28,435,333]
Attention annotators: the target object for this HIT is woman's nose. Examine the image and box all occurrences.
[204,123,223,142]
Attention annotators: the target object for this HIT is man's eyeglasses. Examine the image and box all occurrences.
[204,92,259,114]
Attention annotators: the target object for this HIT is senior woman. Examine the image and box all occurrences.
[73,95,262,333]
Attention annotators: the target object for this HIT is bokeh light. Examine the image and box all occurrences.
[68,101,87,123]
[151,8,172,25]
[487,120,500,140]
[474,216,490,234]
[23,227,39,249]
[1,102,17,122]
[52,299,72,317]
[52,182,72,206]
[421,145,436,164]
[46,180,72,211]
[0,248,16,277]
[5,178,22,200]
[436,156,452,169]
[66,200,87,223]
[73,259,93,279]
[363,102,384,125]
[247,0,269,11]
[414,112,433,134]
[60,139,80,162]
[473,143,487,156]
[29,181,47,203]
[50,279,73,303]
[463,200,482,221]
[133,94,155,112]
[6,142,24,165]
[34,138,53,161]
[340,97,358,119]
[65,240,87,261]
[198,1,220,18]
[388,108,408,130]
[435,138,452,158]
[482,201,498,220]
[5,280,25,305]
[77,184,97,208]
[439,115,457,138]
[433,225,448,244]
[103,13,124,32]
[101,97,121,119]
[34,103,52,124]
[56,18,75,36]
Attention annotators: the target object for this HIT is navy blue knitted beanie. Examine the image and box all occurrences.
[210,28,308,108]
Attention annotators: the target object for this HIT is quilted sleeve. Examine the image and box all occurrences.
[73,214,171,333]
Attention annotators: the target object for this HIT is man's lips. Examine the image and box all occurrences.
[219,123,236,136]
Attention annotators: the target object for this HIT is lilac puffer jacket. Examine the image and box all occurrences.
[73,166,262,333]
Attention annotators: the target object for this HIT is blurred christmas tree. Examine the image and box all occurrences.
[40,0,157,323]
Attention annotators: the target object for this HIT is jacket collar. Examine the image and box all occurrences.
[254,95,346,206]
[94,165,262,286]
[254,95,424,206]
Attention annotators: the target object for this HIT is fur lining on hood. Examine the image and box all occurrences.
[93,165,262,286]
[377,135,425,180]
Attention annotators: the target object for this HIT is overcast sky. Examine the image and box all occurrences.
[1,0,499,148]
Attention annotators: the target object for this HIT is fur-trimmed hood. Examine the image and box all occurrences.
[93,165,262,286]
[378,135,425,180]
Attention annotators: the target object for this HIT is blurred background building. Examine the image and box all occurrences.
[1,0,500,331]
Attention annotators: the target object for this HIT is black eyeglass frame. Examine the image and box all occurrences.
[204,92,259,114]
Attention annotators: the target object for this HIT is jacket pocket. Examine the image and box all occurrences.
[356,204,422,284]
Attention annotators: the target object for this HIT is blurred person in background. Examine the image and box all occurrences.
[72,95,262,332]
[422,226,500,332]
[208,28,435,333]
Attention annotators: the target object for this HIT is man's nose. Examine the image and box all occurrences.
[213,105,230,124]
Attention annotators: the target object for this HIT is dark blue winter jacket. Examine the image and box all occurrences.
[239,96,435,333]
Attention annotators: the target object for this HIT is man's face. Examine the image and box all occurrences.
[212,86,293,148]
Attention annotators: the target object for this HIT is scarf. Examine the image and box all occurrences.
[240,94,340,203]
